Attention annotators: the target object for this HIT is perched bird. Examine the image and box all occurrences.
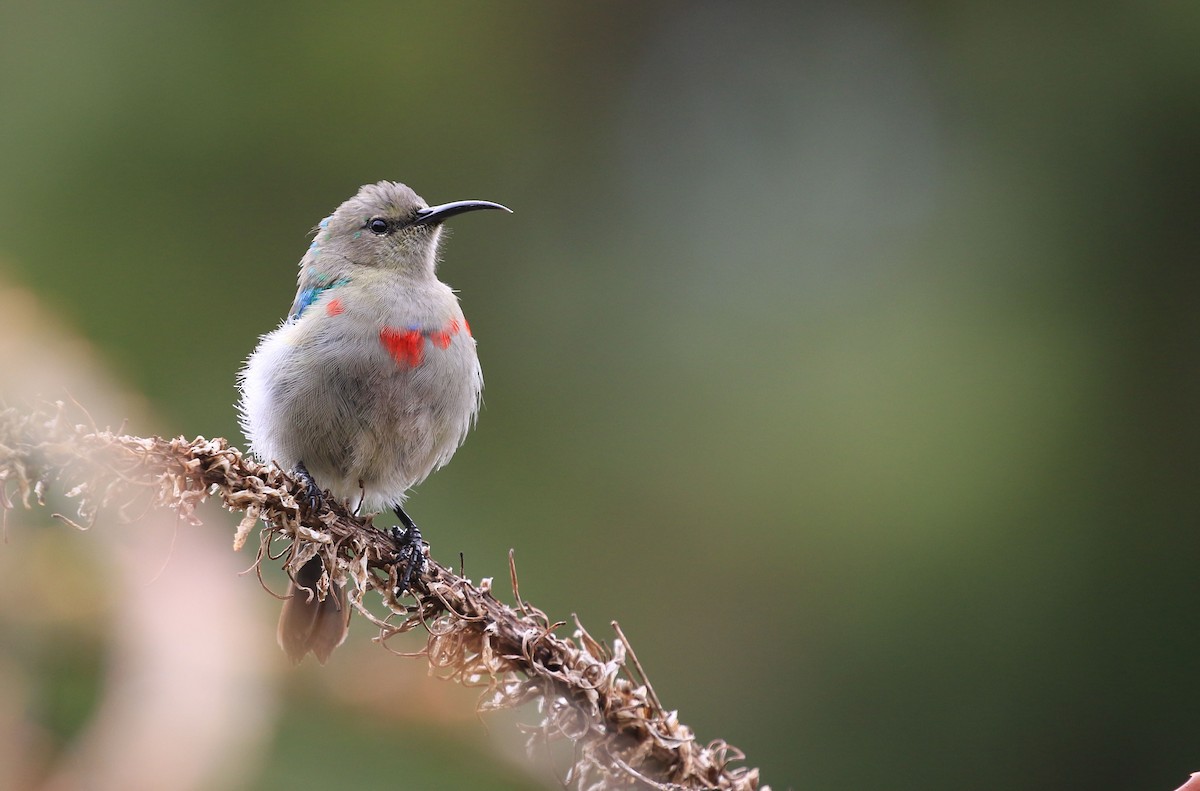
[238,180,509,663]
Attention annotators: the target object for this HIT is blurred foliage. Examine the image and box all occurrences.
[1,1,1198,789]
[262,696,534,791]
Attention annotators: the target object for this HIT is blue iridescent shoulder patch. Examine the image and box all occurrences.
[290,287,319,320]
[289,276,352,321]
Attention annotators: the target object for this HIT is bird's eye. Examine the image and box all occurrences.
[368,218,390,235]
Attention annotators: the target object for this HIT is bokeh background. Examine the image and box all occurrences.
[1,1,1198,789]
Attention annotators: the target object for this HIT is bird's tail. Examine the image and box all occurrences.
[277,555,350,664]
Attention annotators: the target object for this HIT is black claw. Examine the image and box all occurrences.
[391,505,426,595]
[294,461,326,515]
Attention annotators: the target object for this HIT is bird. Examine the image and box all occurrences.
[238,180,510,664]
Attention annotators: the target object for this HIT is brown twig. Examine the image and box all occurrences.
[0,401,767,791]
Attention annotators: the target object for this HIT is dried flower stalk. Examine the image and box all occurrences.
[0,402,767,791]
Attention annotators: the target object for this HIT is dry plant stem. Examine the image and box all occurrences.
[0,403,767,791]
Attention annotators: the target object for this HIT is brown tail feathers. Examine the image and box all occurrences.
[277,555,350,664]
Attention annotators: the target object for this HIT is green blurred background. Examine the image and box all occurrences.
[1,1,1198,789]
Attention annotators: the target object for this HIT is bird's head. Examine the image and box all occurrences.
[316,181,509,277]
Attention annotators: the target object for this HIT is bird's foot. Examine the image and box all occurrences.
[293,461,326,516]
[391,506,426,596]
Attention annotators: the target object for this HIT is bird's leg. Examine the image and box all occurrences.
[354,479,367,517]
[391,505,425,596]
[293,461,325,516]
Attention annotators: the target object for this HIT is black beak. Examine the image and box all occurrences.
[410,200,512,227]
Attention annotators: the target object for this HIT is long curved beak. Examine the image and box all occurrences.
[411,200,512,227]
